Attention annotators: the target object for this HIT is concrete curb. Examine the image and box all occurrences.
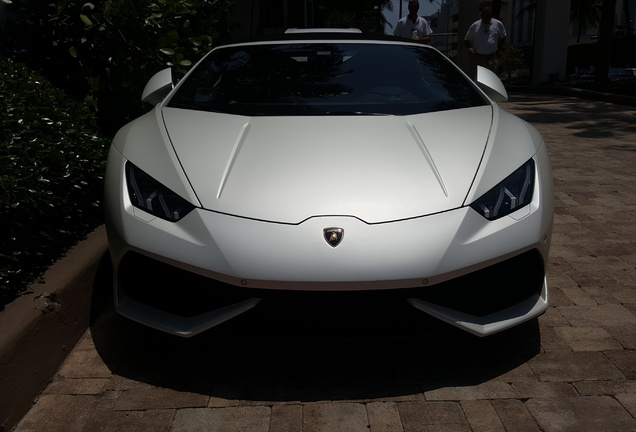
[0,226,108,431]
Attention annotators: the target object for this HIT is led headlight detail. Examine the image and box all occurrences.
[125,162,195,222]
[471,159,535,221]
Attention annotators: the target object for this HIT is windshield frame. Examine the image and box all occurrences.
[166,39,490,117]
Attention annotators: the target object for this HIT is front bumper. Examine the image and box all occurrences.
[115,247,548,337]
[105,147,554,337]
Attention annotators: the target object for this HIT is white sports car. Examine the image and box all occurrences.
[104,31,554,337]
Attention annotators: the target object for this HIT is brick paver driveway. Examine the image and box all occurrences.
[15,93,636,432]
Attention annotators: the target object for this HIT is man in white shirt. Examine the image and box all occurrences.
[464,7,507,75]
[393,1,432,43]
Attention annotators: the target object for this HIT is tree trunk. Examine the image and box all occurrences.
[624,0,633,36]
[595,0,616,90]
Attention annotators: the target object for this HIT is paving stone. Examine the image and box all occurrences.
[604,350,636,379]
[528,352,623,382]
[170,406,271,432]
[554,326,623,351]
[621,254,636,266]
[302,402,370,432]
[366,402,403,432]
[607,284,636,305]
[43,377,109,395]
[107,374,156,391]
[490,399,540,432]
[511,382,578,399]
[526,396,636,432]
[538,306,570,327]
[580,286,622,305]
[563,255,631,273]
[606,326,636,349]
[57,347,112,379]
[332,382,424,403]
[96,390,121,411]
[557,304,636,327]
[552,213,580,225]
[556,286,599,306]
[208,387,241,408]
[424,382,516,401]
[567,270,622,291]
[488,363,537,383]
[460,400,505,432]
[548,244,579,260]
[397,401,469,431]
[84,409,175,432]
[269,404,303,432]
[539,327,571,352]
[611,267,636,285]
[616,393,636,418]
[14,395,98,432]
[73,330,97,351]
[113,388,209,411]
[583,243,633,257]
[574,379,636,396]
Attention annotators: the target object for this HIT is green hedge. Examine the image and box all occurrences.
[0,56,110,308]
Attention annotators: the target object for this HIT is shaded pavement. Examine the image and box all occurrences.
[13,93,636,431]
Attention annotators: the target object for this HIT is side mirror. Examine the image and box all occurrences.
[476,66,508,103]
[141,68,174,106]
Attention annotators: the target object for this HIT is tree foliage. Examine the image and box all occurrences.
[319,0,393,34]
[570,0,602,42]
[3,0,235,135]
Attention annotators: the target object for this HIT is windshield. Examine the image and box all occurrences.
[168,42,488,116]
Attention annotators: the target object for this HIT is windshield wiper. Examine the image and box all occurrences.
[319,111,392,116]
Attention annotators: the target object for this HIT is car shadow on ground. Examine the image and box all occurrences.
[89,255,541,402]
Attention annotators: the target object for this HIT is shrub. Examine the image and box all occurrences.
[0,56,110,308]
[498,44,527,82]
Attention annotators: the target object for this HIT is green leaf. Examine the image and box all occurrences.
[166,29,179,41]
[80,14,93,26]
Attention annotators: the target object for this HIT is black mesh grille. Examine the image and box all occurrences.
[119,249,544,318]
[412,249,545,316]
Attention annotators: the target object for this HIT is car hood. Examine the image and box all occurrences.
[161,106,493,224]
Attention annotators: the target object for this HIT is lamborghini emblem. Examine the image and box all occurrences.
[323,228,344,247]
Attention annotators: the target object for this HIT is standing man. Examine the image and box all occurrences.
[394,1,432,43]
[464,6,506,75]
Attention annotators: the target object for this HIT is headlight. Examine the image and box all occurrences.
[125,162,195,222]
[470,159,535,220]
